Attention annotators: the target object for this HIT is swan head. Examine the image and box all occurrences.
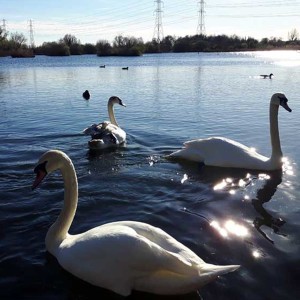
[271,93,292,112]
[109,96,126,107]
[32,150,70,190]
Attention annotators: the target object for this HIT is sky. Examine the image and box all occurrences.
[1,0,300,46]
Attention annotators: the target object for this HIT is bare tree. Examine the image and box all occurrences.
[288,28,299,41]
[0,26,8,42]
[10,32,27,48]
[60,34,80,47]
[113,35,125,48]
[96,40,112,56]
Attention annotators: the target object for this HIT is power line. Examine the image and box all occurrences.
[3,0,299,44]
[209,0,300,8]
[208,13,300,18]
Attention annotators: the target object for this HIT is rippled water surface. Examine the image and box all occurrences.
[1,51,300,299]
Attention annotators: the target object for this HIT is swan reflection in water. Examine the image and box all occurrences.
[178,159,289,245]
[212,168,287,244]
[251,169,287,244]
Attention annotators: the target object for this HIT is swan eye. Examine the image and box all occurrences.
[278,96,288,105]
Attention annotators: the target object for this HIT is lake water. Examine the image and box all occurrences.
[0,51,300,300]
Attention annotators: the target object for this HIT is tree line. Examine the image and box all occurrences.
[0,27,299,58]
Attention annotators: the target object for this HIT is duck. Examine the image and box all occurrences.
[82,90,90,100]
[83,96,126,149]
[122,67,129,70]
[32,149,240,296]
[167,93,292,171]
[100,65,105,68]
[260,73,273,79]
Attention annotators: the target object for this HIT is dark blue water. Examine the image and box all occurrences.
[1,52,300,299]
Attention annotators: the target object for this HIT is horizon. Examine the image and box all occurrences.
[1,0,300,47]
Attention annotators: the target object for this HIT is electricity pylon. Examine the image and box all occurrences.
[153,0,164,43]
[196,0,205,35]
[29,19,35,48]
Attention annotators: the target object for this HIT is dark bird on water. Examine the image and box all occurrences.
[82,90,90,100]
[100,65,105,68]
[260,73,273,79]
[122,67,129,70]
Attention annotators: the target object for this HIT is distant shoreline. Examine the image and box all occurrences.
[1,32,299,57]
[1,46,299,59]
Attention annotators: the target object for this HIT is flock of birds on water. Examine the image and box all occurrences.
[32,69,292,296]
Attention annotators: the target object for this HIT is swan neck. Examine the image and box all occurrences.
[108,101,119,127]
[46,160,78,254]
[270,104,282,159]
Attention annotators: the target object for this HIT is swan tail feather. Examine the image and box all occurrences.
[200,263,240,277]
[134,262,240,294]
[193,263,240,290]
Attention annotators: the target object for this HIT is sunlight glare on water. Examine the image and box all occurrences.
[181,173,188,184]
[252,250,262,259]
[210,219,250,238]
[249,50,300,67]
[258,173,271,180]
[282,157,294,175]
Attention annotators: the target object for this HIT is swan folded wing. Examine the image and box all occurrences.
[97,222,239,294]
[82,124,97,135]
[82,123,104,135]
[59,225,197,274]
[110,221,204,263]
[83,121,113,135]
[104,124,126,144]
[86,122,125,143]
[60,223,197,273]
[182,137,268,168]
[57,224,200,295]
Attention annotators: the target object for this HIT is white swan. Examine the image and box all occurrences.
[32,150,239,296]
[168,93,292,171]
[83,96,126,149]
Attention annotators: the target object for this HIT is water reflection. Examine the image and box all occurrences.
[213,173,252,193]
[210,219,249,238]
[251,170,286,244]
[176,160,288,244]
[249,50,300,67]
